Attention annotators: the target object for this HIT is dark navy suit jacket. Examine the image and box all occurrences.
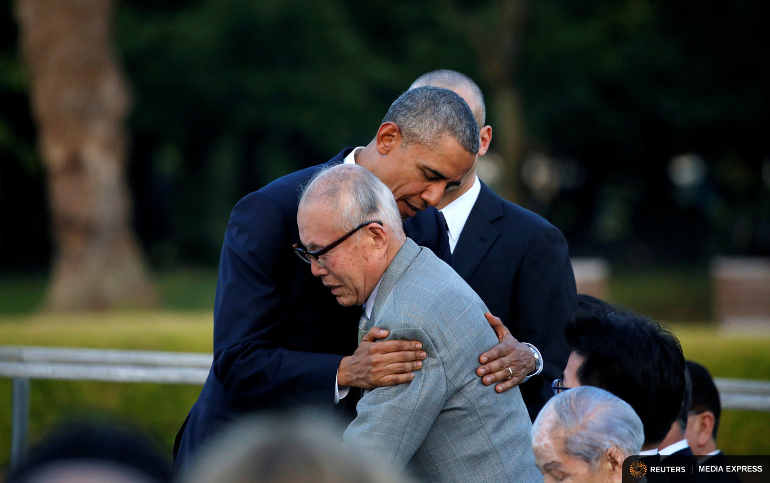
[405,182,576,420]
[173,149,361,470]
[174,148,449,471]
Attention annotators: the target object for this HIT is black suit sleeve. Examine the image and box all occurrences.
[514,223,576,419]
[211,192,343,408]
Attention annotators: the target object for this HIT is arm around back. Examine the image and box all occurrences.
[212,189,346,408]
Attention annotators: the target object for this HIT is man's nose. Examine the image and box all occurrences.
[421,183,444,207]
[310,257,326,277]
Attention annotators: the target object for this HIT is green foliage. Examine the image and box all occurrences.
[0,269,218,315]
[2,0,767,270]
[670,323,770,454]
[0,313,211,468]
[114,0,482,267]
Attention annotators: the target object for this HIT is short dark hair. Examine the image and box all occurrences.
[677,367,693,431]
[382,86,479,155]
[565,294,686,447]
[687,360,722,438]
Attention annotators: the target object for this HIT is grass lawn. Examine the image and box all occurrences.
[1,312,769,468]
[0,269,768,469]
[0,311,213,469]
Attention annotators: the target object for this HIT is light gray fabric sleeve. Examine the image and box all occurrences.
[343,327,446,467]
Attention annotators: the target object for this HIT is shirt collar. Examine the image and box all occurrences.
[659,439,690,456]
[343,146,364,165]
[439,175,481,253]
[363,277,382,320]
[638,448,659,456]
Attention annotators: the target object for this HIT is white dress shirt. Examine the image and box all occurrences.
[440,175,481,253]
[343,146,364,165]
[659,439,690,456]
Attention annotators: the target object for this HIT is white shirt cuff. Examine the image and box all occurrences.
[334,374,350,404]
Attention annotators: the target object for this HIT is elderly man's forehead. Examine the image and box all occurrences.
[533,414,564,445]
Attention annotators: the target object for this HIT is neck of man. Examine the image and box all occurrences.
[692,438,718,455]
[354,140,378,174]
[657,421,686,451]
[363,237,405,303]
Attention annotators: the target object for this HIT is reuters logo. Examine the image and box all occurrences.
[628,460,647,479]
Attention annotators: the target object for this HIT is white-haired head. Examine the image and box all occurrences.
[532,386,644,481]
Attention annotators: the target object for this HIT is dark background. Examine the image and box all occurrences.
[1,0,768,273]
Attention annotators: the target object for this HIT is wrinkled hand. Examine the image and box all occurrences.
[476,312,536,393]
[337,327,427,389]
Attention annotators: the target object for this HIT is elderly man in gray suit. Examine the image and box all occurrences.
[296,163,540,482]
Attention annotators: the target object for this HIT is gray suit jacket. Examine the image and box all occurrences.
[344,238,541,483]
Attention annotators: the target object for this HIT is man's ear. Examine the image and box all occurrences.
[478,125,492,157]
[697,411,716,447]
[365,222,389,251]
[605,446,625,474]
[375,122,402,155]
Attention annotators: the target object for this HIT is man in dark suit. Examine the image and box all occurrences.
[405,70,577,418]
[686,361,740,482]
[562,295,692,482]
[562,295,687,453]
[173,87,535,471]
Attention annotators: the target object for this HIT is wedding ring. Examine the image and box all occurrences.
[506,367,514,380]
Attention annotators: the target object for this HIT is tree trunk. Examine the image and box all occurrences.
[444,0,529,202]
[16,0,157,310]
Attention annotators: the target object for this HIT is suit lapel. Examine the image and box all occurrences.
[357,239,421,343]
[451,182,503,280]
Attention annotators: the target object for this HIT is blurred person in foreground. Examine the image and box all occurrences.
[560,294,687,456]
[296,163,540,482]
[405,69,576,419]
[6,421,171,483]
[174,86,535,471]
[531,386,644,483]
[179,413,411,483]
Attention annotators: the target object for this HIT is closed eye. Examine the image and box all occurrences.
[422,166,447,182]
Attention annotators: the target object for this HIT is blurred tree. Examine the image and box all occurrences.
[441,0,529,202]
[15,0,156,310]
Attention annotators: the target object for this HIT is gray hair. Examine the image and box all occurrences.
[180,411,411,483]
[409,69,487,127]
[382,86,479,155]
[532,386,644,466]
[299,164,404,239]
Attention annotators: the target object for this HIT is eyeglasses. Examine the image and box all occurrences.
[293,220,383,264]
[552,378,572,395]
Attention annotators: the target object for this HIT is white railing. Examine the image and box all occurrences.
[2,345,770,467]
[0,346,210,467]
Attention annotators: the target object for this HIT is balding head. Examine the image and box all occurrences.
[296,164,404,306]
[410,70,486,127]
[299,164,404,238]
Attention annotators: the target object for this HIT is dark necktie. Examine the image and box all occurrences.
[435,210,452,265]
[403,207,453,265]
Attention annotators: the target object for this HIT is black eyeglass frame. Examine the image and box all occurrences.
[293,220,383,264]
[551,377,572,395]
